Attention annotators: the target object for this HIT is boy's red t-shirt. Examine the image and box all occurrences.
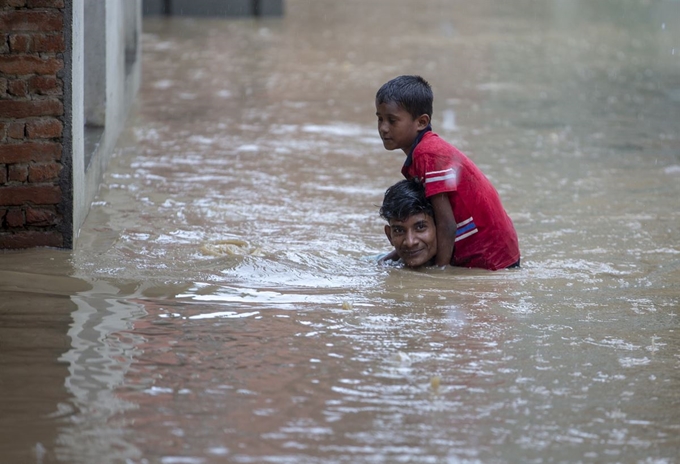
[401,131,520,270]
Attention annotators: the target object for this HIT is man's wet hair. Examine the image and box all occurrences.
[380,179,434,222]
[375,75,433,120]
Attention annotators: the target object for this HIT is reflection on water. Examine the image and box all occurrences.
[57,281,147,463]
[1,0,680,462]
[0,251,88,464]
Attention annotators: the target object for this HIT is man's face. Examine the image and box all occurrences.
[375,101,425,153]
[384,213,437,268]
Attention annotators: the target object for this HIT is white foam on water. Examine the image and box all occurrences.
[153,79,174,89]
[188,310,260,320]
[207,447,229,456]
[188,135,215,145]
[301,123,370,137]
[144,386,174,395]
[619,357,651,368]
[160,458,205,464]
[236,144,260,152]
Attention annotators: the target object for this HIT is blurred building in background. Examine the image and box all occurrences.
[143,0,284,17]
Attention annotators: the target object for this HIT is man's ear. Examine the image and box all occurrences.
[416,114,430,130]
[384,225,394,245]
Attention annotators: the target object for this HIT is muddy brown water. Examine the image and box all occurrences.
[1,0,679,462]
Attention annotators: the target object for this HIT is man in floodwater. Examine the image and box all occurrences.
[379,179,438,268]
[376,75,520,270]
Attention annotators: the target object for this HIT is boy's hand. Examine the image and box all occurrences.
[378,249,399,264]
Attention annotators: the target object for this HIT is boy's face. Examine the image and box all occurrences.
[384,213,437,268]
[376,101,429,154]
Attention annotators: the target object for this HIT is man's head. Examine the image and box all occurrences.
[380,179,437,268]
[375,75,433,153]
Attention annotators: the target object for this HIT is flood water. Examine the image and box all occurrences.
[2,0,680,462]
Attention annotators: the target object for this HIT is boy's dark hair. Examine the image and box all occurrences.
[380,179,434,222]
[375,75,433,120]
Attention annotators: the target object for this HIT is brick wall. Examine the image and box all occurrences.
[0,0,65,248]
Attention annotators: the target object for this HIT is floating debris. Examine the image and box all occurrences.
[201,239,264,257]
[430,376,441,391]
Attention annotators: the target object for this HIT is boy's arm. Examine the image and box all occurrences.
[430,193,456,267]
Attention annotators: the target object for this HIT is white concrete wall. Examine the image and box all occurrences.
[69,0,85,241]
[83,0,106,127]
[70,0,142,245]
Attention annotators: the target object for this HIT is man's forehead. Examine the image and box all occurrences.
[389,213,432,226]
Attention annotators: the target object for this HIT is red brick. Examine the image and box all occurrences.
[0,99,63,118]
[0,142,62,163]
[0,10,63,32]
[26,118,62,139]
[7,78,28,97]
[33,33,64,53]
[8,163,28,182]
[25,206,57,225]
[28,161,60,182]
[5,208,24,227]
[26,0,65,7]
[0,184,61,205]
[7,122,24,139]
[0,55,63,75]
[0,0,27,7]
[27,75,61,96]
[0,230,63,248]
[8,34,32,54]
[0,208,5,221]
[0,164,6,184]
